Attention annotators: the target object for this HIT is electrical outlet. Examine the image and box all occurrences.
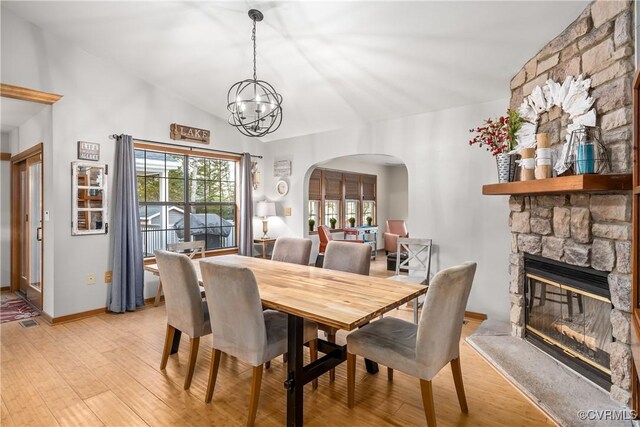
[87,273,96,285]
[104,271,112,283]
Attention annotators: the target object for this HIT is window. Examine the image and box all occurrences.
[344,200,358,226]
[324,200,340,228]
[135,147,238,257]
[307,167,377,230]
[308,200,319,230]
[362,200,376,226]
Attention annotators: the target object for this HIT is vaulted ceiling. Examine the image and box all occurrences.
[3,1,589,141]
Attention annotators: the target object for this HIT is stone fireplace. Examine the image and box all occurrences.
[507,0,634,406]
[509,193,632,405]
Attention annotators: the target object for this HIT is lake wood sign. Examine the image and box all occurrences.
[170,123,210,144]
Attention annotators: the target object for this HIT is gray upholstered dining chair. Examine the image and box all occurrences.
[346,262,477,427]
[200,260,319,426]
[321,240,372,381]
[154,250,212,390]
[271,237,312,265]
[323,240,371,275]
[154,240,206,306]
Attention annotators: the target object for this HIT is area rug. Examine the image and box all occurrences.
[0,298,40,323]
[466,320,632,427]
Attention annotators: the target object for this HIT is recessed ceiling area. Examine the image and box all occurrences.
[0,97,48,133]
[2,1,589,142]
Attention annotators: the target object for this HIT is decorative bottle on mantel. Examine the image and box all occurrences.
[535,133,553,179]
[519,148,536,181]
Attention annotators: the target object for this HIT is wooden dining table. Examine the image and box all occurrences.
[145,254,427,426]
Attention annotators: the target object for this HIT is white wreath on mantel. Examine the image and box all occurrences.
[515,74,596,175]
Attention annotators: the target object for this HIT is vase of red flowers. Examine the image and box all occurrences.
[469,110,523,183]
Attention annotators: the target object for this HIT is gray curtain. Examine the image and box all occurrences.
[109,134,144,312]
[239,152,254,256]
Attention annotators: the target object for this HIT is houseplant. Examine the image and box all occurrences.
[329,217,337,229]
[348,217,356,227]
[308,218,315,232]
[469,109,523,182]
[366,216,373,226]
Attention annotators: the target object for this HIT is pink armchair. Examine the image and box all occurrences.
[384,220,408,254]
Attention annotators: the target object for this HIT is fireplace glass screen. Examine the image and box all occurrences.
[526,274,611,374]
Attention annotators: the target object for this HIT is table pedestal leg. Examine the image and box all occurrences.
[285,314,304,426]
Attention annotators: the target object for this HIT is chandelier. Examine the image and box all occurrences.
[227,9,283,138]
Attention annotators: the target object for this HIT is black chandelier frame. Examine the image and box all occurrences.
[227,9,283,138]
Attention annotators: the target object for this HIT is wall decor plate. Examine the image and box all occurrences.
[275,179,289,196]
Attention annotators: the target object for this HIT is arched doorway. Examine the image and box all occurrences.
[303,154,408,262]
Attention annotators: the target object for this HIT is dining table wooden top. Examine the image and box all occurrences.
[145,254,427,331]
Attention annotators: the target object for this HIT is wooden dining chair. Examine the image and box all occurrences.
[346,262,477,427]
[154,240,206,306]
[200,260,319,426]
[387,237,433,323]
[154,250,212,390]
[271,237,312,265]
[321,241,371,381]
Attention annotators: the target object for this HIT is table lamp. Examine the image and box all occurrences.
[255,200,276,239]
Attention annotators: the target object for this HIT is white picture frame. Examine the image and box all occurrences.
[72,162,109,235]
[275,179,289,196]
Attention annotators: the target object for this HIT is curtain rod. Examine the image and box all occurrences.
[108,134,262,159]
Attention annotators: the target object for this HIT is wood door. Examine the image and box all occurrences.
[631,71,640,412]
[10,145,44,311]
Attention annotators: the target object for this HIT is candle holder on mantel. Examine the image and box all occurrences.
[564,126,610,175]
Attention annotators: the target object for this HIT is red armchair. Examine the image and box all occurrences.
[318,225,363,253]
[384,220,408,253]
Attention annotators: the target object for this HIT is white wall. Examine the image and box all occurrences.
[262,99,512,320]
[387,165,409,224]
[2,9,264,317]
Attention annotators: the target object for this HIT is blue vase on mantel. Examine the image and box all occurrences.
[576,143,595,174]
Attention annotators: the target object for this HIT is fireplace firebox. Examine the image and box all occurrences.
[524,254,612,390]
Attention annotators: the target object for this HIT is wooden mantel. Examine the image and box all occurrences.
[482,174,632,196]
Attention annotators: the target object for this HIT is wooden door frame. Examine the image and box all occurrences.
[3,83,61,310]
[631,70,640,412]
[10,144,44,310]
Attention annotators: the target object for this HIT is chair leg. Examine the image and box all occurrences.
[247,365,263,427]
[450,357,468,413]
[184,336,200,390]
[413,297,419,324]
[328,332,336,382]
[264,361,271,370]
[160,324,175,370]
[205,349,221,403]
[347,353,356,408]
[387,367,393,381]
[154,279,163,307]
[309,339,318,390]
[283,353,288,363]
[419,379,437,427]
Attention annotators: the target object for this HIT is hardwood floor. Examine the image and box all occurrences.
[0,255,555,426]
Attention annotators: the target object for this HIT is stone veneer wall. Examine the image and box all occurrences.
[507,1,634,406]
[510,0,635,173]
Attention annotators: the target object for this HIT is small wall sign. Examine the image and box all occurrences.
[274,160,291,177]
[170,123,210,144]
[77,141,100,161]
